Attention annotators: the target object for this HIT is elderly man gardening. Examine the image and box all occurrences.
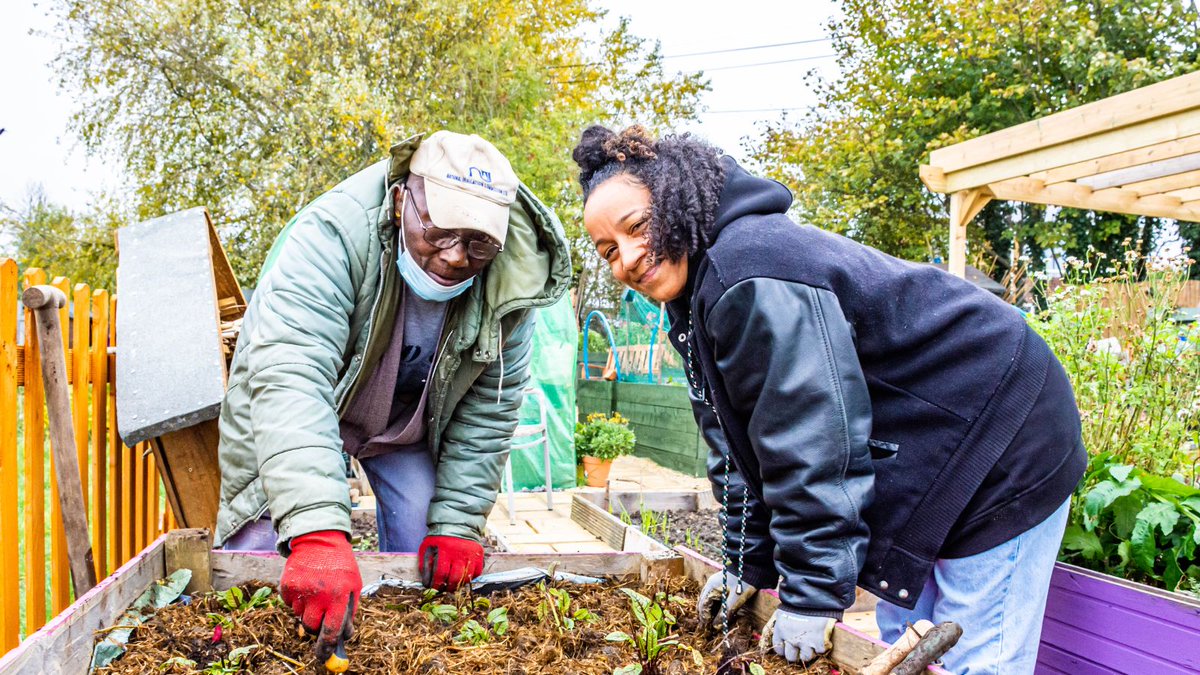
[213,131,571,658]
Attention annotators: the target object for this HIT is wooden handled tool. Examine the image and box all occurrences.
[24,285,97,598]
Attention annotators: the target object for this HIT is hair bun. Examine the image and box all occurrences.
[572,125,618,185]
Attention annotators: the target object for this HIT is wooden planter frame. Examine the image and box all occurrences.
[0,528,950,675]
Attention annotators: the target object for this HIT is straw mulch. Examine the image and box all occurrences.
[95,575,837,674]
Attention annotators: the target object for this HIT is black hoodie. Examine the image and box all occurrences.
[666,157,1085,614]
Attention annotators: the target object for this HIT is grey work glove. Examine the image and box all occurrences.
[696,571,757,629]
[761,609,836,664]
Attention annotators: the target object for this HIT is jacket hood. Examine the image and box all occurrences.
[708,156,794,241]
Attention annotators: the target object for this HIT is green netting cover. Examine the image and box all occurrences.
[509,293,579,490]
[614,289,684,385]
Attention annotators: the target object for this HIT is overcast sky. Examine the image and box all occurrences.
[0,0,842,212]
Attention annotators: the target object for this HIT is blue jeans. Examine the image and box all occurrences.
[875,498,1070,675]
[223,445,436,553]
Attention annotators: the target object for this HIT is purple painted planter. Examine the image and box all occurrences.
[1036,562,1200,674]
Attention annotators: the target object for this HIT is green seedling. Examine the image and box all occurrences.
[487,606,510,636]
[536,584,597,633]
[454,619,491,645]
[420,601,459,624]
[216,586,277,612]
[607,588,702,675]
[684,528,701,551]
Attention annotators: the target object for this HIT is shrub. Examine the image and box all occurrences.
[575,412,636,461]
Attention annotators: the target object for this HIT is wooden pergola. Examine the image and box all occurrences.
[921,70,1200,277]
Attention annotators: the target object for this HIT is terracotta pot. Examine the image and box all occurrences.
[581,456,614,487]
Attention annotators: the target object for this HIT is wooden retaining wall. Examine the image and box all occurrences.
[576,379,706,477]
[1036,563,1200,674]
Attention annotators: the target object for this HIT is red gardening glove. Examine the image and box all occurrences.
[280,530,361,662]
[419,535,485,591]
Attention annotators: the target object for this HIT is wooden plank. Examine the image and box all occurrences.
[1165,185,1200,203]
[570,494,626,550]
[1031,133,1200,185]
[0,535,167,675]
[634,446,706,477]
[1116,167,1200,196]
[147,452,159,542]
[627,425,702,454]
[928,70,1200,173]
[1038,563,1200,673]
[1077,153,1200,191]
[71,284,91,578]
[90,290,110,578]
[613,400,699,428]
[986,177,1200,222]
[612,381,691,408]
[22,268,48,631]
[0,261,18,650]
[205,214,246,323]
[133,442,146,556]
[209,551,647,590]
[935,109,1200,193]
[164,528,213,594]
[150,419,221,531]
[25,284,98,600]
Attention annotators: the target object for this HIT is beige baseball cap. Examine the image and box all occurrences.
[409,131,518,246]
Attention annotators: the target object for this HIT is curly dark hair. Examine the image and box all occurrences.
[571,124,726,263]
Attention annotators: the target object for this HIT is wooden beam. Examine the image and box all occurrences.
[987,178,1200,221]
[929,71,1200,173]
[1118,167,1200,196]
[164,528,213,594]
[150,419,221,531]
[948,189,992,278]
[1167,186,1200,203]
[1077,153,1200,191]
[934,110,1200,193]
[1031,134,1200,186]
[919,165,947,192]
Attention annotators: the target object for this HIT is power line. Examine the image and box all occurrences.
[698,106,813,114]
[701,54,836,72]
[662,37,832,60]
[546,37,833,69]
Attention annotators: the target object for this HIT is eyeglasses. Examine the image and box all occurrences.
[405,188,503,262]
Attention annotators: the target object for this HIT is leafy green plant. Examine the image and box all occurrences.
[639,508,671,546]
[536,584,597,633]
[216,586,278,612]
[454,619,491,646]
[606,588,702,675]
[684,529,701,551]
[1061,455,1200,597]
[576,412,637,461]
[420,601,460,624]
[1028,250,1200,477]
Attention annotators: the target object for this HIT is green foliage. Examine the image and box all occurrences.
[606,588,701,675]
[746,0,1200,271]
[639,508,671,546]
[1027,250,1200,475]
[216,586,278,612]
[0,186,121,287]
[536,583,597,633]
[49,0,707,285]
[575,412,637,461]
[1060,456,1200,597]
[453,619,492,645]
[420,601,460,624]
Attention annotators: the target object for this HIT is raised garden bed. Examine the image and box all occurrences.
[0,529,947,675]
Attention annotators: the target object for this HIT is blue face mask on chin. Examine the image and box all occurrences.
[396,190,475,303]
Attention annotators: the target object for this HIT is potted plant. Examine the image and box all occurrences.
[575,412,636,487]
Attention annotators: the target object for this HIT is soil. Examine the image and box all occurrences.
[96,576,836,674]
[350,510,499,554]
[628,509,724,561]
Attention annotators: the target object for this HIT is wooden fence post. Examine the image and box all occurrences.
[0,261,19,651]
[47,276,71,613]
[22,268,47,632]
[90,289,109,579]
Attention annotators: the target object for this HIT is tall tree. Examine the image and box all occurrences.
[51,0,707,284]
[0,186,120,287]
[747,0,1200,275]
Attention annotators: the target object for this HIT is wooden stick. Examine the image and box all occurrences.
[23,284,97,598]
[891,621,963,675]
[860,619,934,675]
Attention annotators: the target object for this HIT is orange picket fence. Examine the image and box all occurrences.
[0,261,174,653]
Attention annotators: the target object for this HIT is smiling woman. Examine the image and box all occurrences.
[570,124,1087,674]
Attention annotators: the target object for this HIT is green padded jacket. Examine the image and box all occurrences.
[213,135,571,551]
